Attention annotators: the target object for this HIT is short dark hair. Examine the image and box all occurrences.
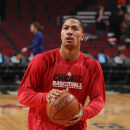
[62,16,84,32]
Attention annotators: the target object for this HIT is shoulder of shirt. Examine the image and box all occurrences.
[81,52,100,67]
[33,48,58,61]
[35,31,44,37]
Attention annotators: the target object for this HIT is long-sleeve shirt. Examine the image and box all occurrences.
[18,48,106,130]
[27,31,44,56]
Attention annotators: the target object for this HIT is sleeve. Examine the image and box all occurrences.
[81,60,106,121]
[27,34,40,50]
[17,54,49,107]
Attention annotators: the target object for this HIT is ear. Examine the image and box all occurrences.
[81,33,85,41]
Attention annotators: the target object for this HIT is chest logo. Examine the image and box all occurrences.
[52,73,83,89]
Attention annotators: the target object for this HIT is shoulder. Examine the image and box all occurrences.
[35,31,44,37]
[33,49,58,64]
[81,52,101,70]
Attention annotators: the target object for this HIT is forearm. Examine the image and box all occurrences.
[97,15,102,22]
[27,44,37,50]
[18,86,48,107]
[81,98,105,121]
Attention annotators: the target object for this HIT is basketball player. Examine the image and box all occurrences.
[18,17,105,130]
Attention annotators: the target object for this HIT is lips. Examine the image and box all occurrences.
[65,36,74,41]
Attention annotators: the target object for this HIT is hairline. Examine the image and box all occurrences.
[62,17,84,32]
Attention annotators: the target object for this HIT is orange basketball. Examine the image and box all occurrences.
[46,91,79,125]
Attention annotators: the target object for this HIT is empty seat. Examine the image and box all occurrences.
[57,1,68,4]
[45,1,55,4]
[104,49,117,57]
[35,5,46,10]
[89,5,98,11]
[45,10,56,15]
[6,16,18,21]
[19,11,31,15]
[97,1,107,8]
[32,0,43,4]
[7,0,17,4]
[20,5,32,10]
[58,10,70,15]
[6,5,17,10]
[120,49,130,57]
[87,49,101,57]
[70,1,81,5]
[93,41,106,45]
[20,16,32,20]
[63,5,75,11]
[2,49,15,56]
[20,0,31,4]
[6,10,17,15]
[97,45,110,50]
[51,16,62,22]
[36,16,48,20]
[32,10,43,15]
[99,34,108,40]
[81,45,94,50]
[49,5,60,10]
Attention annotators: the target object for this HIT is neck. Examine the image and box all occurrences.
[34,30,38,34]
[59,45,80,62]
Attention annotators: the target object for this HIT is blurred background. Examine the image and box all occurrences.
[0,0,130,93]
[0,0,130,129]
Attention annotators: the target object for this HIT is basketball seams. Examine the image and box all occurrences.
[49,92,66,119]
[47,92,79,125]
[53,98,76,120]
[55,107,79,120]
[53,104,79,125]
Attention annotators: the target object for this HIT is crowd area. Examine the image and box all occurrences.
[95,0,130,49]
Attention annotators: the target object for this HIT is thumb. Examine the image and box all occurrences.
[79,103,83,109]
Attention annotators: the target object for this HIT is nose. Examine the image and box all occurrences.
[67,28,72,35]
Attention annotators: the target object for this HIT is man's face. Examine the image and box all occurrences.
[61,19,85,49]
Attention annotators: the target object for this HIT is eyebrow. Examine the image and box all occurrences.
[63,25,79,28]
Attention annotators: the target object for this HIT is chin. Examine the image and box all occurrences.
[64,42,75,47]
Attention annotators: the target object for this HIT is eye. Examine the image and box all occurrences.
[63,27,68,30]
[73,28,78,30]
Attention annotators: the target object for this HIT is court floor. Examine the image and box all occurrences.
[0,94,130,130]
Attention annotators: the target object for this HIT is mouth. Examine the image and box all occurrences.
[65,36,74,42]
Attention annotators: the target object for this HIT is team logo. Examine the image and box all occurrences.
[52,73,83,89]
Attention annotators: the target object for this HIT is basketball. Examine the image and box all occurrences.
[46,91,79,125]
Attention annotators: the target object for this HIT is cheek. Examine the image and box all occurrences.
[74,34,82,41]
[61,31,65,40]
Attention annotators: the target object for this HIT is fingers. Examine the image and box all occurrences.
[74,114,81,119]
[46,96,51,103]
[47,89,68,103]
[64,103,84,126]
[46,95,54,103]
[46,89,62,103]
[62,90,67,92]
[64,118,80,126]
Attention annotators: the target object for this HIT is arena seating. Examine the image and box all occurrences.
[0,0,130,85]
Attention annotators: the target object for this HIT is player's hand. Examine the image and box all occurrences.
[46,89,67,103]
[64,103,83,126]
[21,47,27,53]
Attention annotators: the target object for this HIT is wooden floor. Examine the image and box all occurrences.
[0,94,130,130]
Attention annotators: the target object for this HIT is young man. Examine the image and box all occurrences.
[18,17,105,130]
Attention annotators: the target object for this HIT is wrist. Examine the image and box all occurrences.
[80,107,86,121]
[42,92,49,105]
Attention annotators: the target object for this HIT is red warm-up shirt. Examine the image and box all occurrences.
[18,48,105,130]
